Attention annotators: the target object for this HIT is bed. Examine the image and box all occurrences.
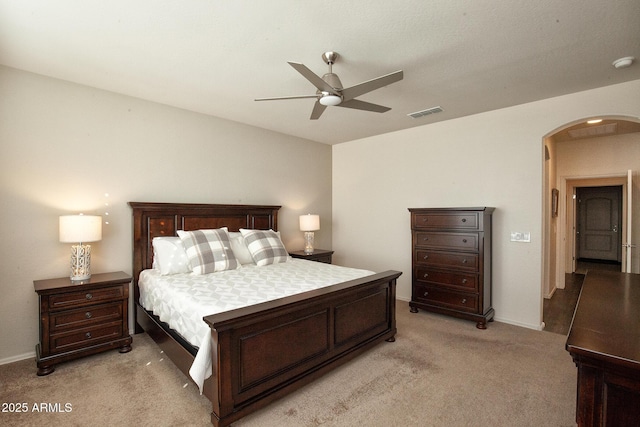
[130,202,401,427]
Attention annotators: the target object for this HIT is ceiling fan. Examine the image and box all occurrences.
[255,51,403,120]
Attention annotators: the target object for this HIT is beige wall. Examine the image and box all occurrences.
[0,66,332,362]
[332,79,640,330]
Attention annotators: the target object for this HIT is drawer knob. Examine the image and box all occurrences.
[424,291,429,296]
[423,273,429,278]
[85,312,92,319]
[461,218,467,223]
[85,293,93,300]
[462,278,468,284]
[422,218,428,222]
[462,239,468,243]
[423,237,429,241]
[85,332,92,339]
[423,255,429,260]
[462,298,467,304]
[462,258,467,264]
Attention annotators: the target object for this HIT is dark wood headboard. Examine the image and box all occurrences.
[129,202,280,302]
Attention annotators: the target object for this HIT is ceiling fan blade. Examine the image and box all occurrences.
[288,62,340,96]
[310,101,327,120]
[255,95,318,101]
[338,99,391,113]
[341,70,403,102]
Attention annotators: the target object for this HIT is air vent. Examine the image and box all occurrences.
[568,123,617,139]
[408,106,443,119]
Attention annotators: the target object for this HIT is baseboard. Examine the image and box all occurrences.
[0,350,35,366]
[494,315,544,331]
[545,286,557,299]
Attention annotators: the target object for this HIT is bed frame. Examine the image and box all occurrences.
[130,202,401,427]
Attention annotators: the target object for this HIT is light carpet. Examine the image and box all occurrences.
[0,301,576,426]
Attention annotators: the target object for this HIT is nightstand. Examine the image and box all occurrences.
[289,249,334,264]
[34,271,132,375]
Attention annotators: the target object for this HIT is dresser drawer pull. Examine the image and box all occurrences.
[423,237,429,241]
[422,218,428,222]
[85,311,92,319]
[462,259,467,264]
[461,298,467,304]
[423,291,429,297]
[85,332,92,339]
[423,273,429,278]
[462,239,468,243]
[461,218,467,223]
[461,278,468,284]
[85,293,93,300]
[423,255,429,260]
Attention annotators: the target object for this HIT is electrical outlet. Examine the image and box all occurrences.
[510,232,531,242]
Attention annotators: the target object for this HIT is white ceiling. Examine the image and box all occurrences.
[1,0,639,145]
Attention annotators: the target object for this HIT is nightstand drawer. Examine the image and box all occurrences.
[51,302,123,332]
[49,285,125,310]
[49,322,124,353]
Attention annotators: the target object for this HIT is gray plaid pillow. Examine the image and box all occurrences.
[177,228,240,274]
[239,229,289,266]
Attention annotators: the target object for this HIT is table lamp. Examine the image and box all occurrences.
[59,214,102,281]
[299,214,320,254]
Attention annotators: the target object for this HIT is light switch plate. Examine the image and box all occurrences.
[510,232,531,242]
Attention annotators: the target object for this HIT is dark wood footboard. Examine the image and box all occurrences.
[205,270,401,427]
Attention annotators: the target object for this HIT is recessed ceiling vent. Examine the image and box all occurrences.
[568,123,617,139]
[408,106,443,119]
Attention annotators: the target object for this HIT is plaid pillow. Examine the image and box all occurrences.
[239,229,289,266]
[177,228,240,274]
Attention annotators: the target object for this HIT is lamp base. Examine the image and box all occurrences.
[70,244,92,281]
[304,231,315,254]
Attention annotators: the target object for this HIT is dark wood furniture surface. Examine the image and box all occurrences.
[130,202,401,427]
[408,207,494,329]
[288,249,334,264]
[34,271,132,375]
[566,270,640,426]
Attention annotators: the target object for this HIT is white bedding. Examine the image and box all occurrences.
[138,258,375,393]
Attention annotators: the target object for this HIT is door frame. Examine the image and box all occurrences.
[559,174,628,286]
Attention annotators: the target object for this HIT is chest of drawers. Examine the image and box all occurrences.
[409,207,494,329]
[34,271,132,375]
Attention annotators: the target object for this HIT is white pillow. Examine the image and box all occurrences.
[152,236,191,275]
[177,227,240,274]
[239,229,289,266]
[228,232,255,265]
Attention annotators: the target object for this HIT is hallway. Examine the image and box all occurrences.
[543,260,621,335]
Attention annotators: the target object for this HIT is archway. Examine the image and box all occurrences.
[542,115,640,329]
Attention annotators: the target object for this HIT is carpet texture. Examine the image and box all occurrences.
[0,302,576,426]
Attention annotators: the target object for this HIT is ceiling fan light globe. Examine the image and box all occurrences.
[319,94,342,106]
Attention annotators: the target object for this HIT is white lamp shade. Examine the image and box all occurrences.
[299,214,320,231]
[59,215,102,243]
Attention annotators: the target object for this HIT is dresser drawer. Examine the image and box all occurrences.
[50,302,123,332]
[414,267,478,291]
[413,284,478,312]
[49,322,124,353]
[414,249,479,272]
[412,212,479,230]
[414,232,479,251]
[49,285,125,311]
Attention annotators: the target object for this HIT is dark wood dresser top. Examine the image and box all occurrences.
[566,270,640,369]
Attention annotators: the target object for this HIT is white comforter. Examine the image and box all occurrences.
[138,259,374,393]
